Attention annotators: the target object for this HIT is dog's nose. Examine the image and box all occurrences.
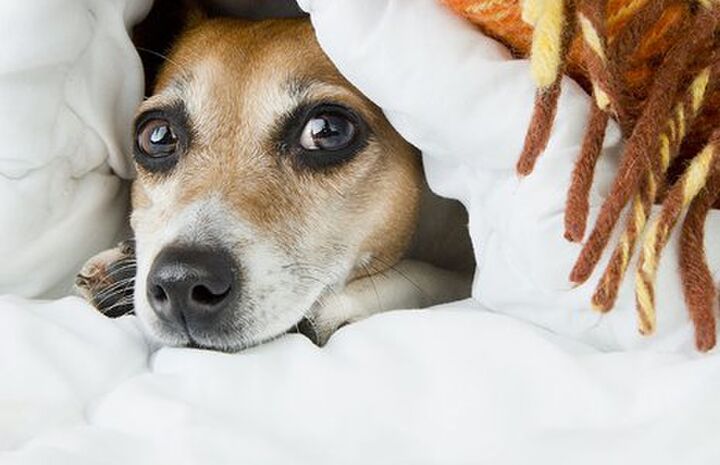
[147,247,236,325]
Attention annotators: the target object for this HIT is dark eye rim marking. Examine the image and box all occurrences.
[278,102,370,171]
[133,102,191,173]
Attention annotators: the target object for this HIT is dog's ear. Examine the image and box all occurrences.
[132,0,208,95]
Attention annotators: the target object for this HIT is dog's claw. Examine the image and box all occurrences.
[76,239,137,318]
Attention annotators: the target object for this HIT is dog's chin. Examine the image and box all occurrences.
[184,327,297,353]
[136,306,312,353]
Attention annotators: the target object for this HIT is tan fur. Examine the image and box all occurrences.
[78,17,472,350]
[133,19,421,279]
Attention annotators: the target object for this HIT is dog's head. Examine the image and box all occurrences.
[130,18,422,351]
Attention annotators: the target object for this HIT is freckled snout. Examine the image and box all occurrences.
[147,246,237,330]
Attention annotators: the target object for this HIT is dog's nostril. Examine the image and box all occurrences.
[191,284,231,307]
[150,284,168,303]
[147,246,237,324]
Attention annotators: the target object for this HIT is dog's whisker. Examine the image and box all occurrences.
[135,46,185,74]
[282,261,334,272]
[361,263,382,312]
[369,256,429,302]
[297,273,340,297]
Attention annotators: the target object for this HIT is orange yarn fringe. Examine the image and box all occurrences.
[443,0,720,351]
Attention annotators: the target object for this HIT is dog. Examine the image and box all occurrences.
[76,16,474,351]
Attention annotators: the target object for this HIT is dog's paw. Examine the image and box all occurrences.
[298,292,366,346]
[75,239,136,318]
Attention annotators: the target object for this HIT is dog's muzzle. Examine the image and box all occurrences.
[146,246,238,333]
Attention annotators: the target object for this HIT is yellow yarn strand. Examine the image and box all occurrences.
[581,12,611,111]
[635,261,655,333]
[607,0,649,29]
[691,68,711,113]
[635,143,718,334]
[659,134,671,171]
[467,0,509,15]
[593,84,611,110]
[668,118,677,143]
[521,0,543,25]
[676,106,686,140]
[681,146,716,203]
[579,14,606,62]
[523,0,566,89]
[592,67,711,314]
[698,0,718,10]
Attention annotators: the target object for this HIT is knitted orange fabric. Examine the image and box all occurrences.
[442,0,720,351]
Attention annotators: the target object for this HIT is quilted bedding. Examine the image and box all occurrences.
[2,0,720,463]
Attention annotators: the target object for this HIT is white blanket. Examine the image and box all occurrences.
[3,296,720,464]
[0,0,150,298]
[3,0,720,463]
[298,0,720,352]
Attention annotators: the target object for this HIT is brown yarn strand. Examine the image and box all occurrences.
[608,0,679,70]
[590,175,655,311]
[569,6,720,285]
[634,136,720,334]
[680,133,720,351]
[607,0,685,134]
[591,65,714,311]
[516,0,577,176]
[563,0,622,243]
[564,102,610,242]
[517,81,563,175]
[446,0,720,348]
[576,0,632,132]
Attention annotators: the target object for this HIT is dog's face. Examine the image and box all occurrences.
[130,18,422,351]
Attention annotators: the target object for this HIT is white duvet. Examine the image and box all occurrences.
[3,0,720,463]
[4,296,720,464]
[0,0,149,298]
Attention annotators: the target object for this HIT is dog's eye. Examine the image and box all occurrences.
[133,105,190,173]
[280,103,368,170]
[299,112,356,151]
[137,119,178,158]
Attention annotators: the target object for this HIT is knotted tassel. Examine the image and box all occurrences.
[680,164,720,351]
[592,67,713,311]
[636,133,720,335]
[569,5,720,285]
[517,0,575,175]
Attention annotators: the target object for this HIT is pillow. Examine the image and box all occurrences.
[298,0,720,352]
[0,0,151,297]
